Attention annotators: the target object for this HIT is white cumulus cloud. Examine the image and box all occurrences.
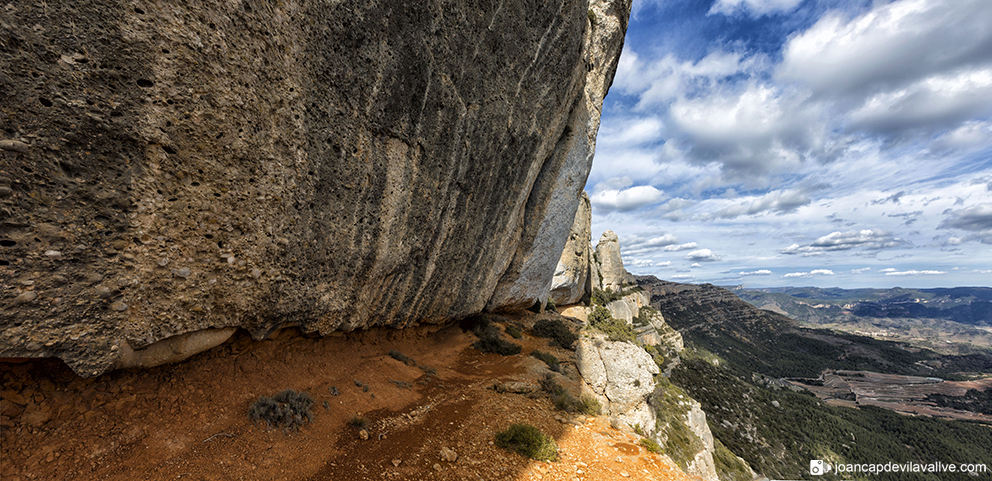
[711,189,812,218]
[884,270,948,276]
[783,269,834,278]
[590,185,666,213]
[781,229,906,255]
[709,0,804,17]
[740,269,773,276]
[685,249,722,262]
[664,242,698,252]
[777,0,992,137]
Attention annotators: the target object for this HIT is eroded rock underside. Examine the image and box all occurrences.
[0,0,631,375]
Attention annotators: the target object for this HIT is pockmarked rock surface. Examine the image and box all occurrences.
[576,334,659,420]
[550,191,591,306]
[0,0,631,376]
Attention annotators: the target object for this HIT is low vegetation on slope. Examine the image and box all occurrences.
[249,389,316,432]
[648,378,703,472]
[926,387,992,415]
[494,423,558,461]
[650,281,992,380]
[587,306,637,343]
[672,355,992,481]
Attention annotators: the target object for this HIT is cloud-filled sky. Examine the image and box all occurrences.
[590,0,992,288]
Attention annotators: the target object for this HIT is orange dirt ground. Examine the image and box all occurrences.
[1,312,697,481]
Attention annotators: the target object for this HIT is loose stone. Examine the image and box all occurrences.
[15,291,38,304]
[440,447,458,462]
[0,139,29,153]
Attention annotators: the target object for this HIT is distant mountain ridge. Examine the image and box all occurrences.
[636,276,992,379]
[732,286,992,327]
[635,276,992,480]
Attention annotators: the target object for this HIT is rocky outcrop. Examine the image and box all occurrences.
[640,308,684,351]
[594,230,634,291]
[685,402,720,481]
[486,0,629,311]
[589,247,603,292]
[549,192,591,306]
[576,333,659,432]
[0,0,631,376]
[605,290,649,323]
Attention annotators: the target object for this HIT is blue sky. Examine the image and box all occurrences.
[589,0,992,288]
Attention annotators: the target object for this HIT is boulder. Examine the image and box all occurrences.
[549,192,592,305]
[0,0,631,376]
[576,334,658,412]
[558,305,590,324]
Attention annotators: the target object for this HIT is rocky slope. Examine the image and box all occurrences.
[1,311,702,481]
[0,0,631,376]
[549,230,724,481]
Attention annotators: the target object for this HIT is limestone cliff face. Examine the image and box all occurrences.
[0,0,631,376]
[486,0,629,311]
[549,191,591,306]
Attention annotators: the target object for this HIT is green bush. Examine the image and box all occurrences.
[589,306,636,343]
[540,373,578,412]
[532,318,578,350]
[504,324,523,339]
[349,416,368,429]
[531,350,561,372]
[249,389,315,432]
[578,395,602,415]
[546,297,557,312]
[591,288,621,306]
[495,423,559,461]
[388,350,417,366]
[467,315,522,355]
[649,381,704,471]
[640,437,663,454]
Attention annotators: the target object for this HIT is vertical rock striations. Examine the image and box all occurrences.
[549,192,591,306]
[486,0,630,311]
[0,0,631,376]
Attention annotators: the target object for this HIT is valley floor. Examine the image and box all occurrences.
[1,312,695,481]
[789,370,992,423]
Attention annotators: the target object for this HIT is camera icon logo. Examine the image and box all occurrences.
[810,460,832,475]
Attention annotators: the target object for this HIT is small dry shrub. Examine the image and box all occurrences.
[249,389,315,432]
